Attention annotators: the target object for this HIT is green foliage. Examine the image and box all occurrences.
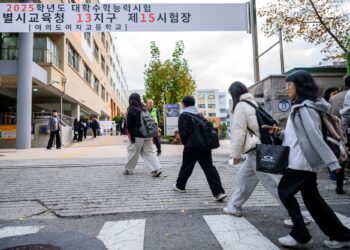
[258,0,350,61]
[144,41,196,117]
[218,123,228,140]
[112,115,124,124]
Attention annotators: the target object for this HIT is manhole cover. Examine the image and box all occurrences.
[3,245,61,250]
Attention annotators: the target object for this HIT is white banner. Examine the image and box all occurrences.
[0,3,249,32]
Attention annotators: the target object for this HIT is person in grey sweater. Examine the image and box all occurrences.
[47,110,61,149]
[272,71,350,249]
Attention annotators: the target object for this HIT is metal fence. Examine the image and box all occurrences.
[0,48,59,67]
[0,112,74,126]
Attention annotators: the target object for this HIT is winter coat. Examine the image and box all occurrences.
[178,106,203,147]
[329,90,347,118]
[231,93,261,159]
[286,98,341,172]
[126,106,146,140]
[91,120,100,130]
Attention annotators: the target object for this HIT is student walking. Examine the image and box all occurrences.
[223,82,298,224]
[47,110,61,150]
[124,93,162,177]
[147,99,162,156]
[82,118,88,139]
[73,118,79,141]
[91,117,100,139]
[173,96,226,202]
[275,70,350,248]
[77,118,84,142]
[329,75,350,194]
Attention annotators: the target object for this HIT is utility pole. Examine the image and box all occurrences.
[250,0,260,83]
[16,0,33,149]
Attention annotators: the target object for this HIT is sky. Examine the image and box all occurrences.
[104,0,336,92]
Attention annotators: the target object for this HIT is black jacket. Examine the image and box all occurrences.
[91,120,100,130]
[127,106,145,139]
[178,112,205,147]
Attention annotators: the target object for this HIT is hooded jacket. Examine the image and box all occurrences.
[288,98,341,172]
[231,93,261,159]
[178,106,203,147]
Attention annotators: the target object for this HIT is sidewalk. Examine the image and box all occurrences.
[0,136,231,161]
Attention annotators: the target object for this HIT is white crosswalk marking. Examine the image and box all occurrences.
[304,211,350,228]
[96,219,146,250]
[0,226,44,239]
[204,215,278,250]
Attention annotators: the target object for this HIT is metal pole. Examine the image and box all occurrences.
[250,0,260,83]
[16,1,33,149]
[279,28,285,74]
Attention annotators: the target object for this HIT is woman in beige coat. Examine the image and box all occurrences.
[224,81,310,227]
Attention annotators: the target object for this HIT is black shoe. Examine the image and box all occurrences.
[56,147,61,149]
[157,150,162,156]
[47,147,52,150]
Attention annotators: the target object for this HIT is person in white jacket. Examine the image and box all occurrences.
[224,81,310,227]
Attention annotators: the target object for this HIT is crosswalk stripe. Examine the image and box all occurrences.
[304,211,350,228]
[96,219,146,250]
[0,226,44,239]
[204,215,278,250]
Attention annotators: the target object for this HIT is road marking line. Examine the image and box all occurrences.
[96,219,146,250]
[0,226,44,239]
[204,215,278,250]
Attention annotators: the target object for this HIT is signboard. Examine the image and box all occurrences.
[0,125,16,140]
[0,3,249,32]
[278,99,291,112]
[99,120,115,135]
[164,104,181,136]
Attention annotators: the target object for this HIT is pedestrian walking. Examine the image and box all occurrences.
[173,96,226,202]
[91,117,100,139]
[82,118,88,139]
[47,110,61,150]
[274,70,350,248]
[73,118,79,141]
[147,99,162,156]
[77,118,84,142]
[329,75,350,194]
[223,82,307,228]
[124,93,162,177]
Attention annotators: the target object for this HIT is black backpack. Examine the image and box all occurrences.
[240,100,281,145]
[184,113,220,150]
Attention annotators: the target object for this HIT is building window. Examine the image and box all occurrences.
[93,78,100,93]
[198,104,206,108]
[83,63,91,83]
[208,104,216,108]
[86,0,91,3]
[208,113,216,117]
[197,94,205,100]
[93,41,99,62]
[68,45,79,70]
[101,56,105,72]
[101,86,106,100]
[84,32,91,46]
[220,108,226,113]
[208,95,215,99]
[101,33,105,44]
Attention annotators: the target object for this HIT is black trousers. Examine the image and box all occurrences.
[176,147,225,197]
[92,128,97,138]
[47,130,61,149]
[278,168,350,243]
[336,161,345,191]
[78,130,83,142]
[153,135,161,152]
[83,128,87,138]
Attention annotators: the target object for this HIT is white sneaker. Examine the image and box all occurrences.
[214,193,227,202]
[223,207,242,217]
[283,217,312,228]
[173,184,186,193]
[323,240,350,248]
[278,234,313,248]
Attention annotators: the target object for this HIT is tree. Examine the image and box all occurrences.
[258,0,350,73]
[144,41,196,123]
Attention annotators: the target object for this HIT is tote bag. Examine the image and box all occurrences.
[256,144,290,175]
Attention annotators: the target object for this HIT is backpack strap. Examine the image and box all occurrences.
[240,99,278,125]
[182,112,206,124]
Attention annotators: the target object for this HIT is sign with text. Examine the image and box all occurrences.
[0,3,249,32]
[164,104,181,136]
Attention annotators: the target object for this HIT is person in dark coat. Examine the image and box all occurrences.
[73,118,79,141]
[91,117,100,139]
[47,110,61,149]
[77,118,84,142]
[173,96,226,202]
[82,118,88,139]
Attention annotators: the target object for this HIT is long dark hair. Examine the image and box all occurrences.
[286,70,320,104]
[228,81,248,112]
[128,93,145,111]
[323,87,338,102]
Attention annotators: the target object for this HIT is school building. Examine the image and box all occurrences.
[0,0,129,148]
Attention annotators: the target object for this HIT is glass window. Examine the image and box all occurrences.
[83,63,91,83]
[101,86,106,100]
[101,56,105,72]
[208,113,216,117]
[68,45,79,70]
[208,104,216,108]
[198,104,206,108]
[208,95,215,99]
[93,77,100,93]
[93,41,99,62]
[220,109,226,113]
[84,32,91,46]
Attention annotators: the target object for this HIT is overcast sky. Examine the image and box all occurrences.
[105,0,336,92]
